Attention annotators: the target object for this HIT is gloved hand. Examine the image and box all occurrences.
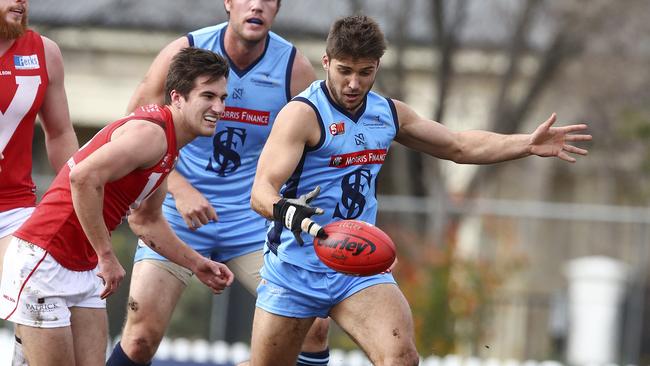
[273,186,327,245]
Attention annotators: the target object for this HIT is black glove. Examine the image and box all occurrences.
[273,186,327,245]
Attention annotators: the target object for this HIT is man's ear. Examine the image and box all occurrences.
[170,90,182,109]
[322,54,329,71]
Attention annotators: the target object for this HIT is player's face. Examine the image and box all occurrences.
[323,56,379,114]
[0,0,28,40]
[224,0,278,43]
[179,75,228,137]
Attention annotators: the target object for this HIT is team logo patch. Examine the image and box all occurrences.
[329,149,387,168]
[14,54,40,70]
[329,122,345,136]
[221,107,270,126]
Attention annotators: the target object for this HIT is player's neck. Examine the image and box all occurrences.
[223,28,267,70]
[169,106,192,149]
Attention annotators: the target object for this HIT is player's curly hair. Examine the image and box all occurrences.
[164,47,229,105]
[326,15,386,61]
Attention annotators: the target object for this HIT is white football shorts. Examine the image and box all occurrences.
[0,237,105,328]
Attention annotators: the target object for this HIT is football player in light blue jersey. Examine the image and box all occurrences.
[250,15,592,366]
[107,1,330,366]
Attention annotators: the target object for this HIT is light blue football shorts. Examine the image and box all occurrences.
[134,203,265,263]
[256,251,397,318]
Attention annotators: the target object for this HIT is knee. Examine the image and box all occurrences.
[377,347,419,366]
[303,318,330,349]
[120,323,164,362]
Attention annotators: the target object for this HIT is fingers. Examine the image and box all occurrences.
[557,151,576,163]
[98,273,122,299]
[181,215,196,230]
[301,218,325,238]
[304,186,321,203]
[202,263,234,293]
[293,230,305,245]
[564,133,592,142]
[182,209,217,230]
[542,113,557,129]
[558,123,589,134]
[563,144,588,156]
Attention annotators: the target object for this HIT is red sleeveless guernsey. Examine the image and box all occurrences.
[0,30,49,211]
[14,105,178,271]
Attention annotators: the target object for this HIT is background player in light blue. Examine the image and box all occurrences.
[250,15,592,366]
[107,1,330,366]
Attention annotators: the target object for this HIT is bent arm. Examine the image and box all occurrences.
[129,183,234,292]
[128,182,205,270]
[69,122,167,259]
[126,37,189,112]
[251,101,321,219]
[40,36,78,171]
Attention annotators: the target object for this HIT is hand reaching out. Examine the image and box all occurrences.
[529,113,592,162]
[194,258,234,294]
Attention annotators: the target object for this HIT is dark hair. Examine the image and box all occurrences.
[164,47,229,105]
[224,0,281,17]
[326,15,386,61]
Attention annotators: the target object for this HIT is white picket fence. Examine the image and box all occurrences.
[0,329,633,366]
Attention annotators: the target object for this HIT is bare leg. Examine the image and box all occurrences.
[70,307,108,366]
[2,235,25,366]
[18,324,75,366]
[301,317,330,352]
[249,307,315,366]
[330,284,419,366]
[119,260,186,363]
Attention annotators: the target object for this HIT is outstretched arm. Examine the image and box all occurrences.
[39,36,78,172]
[394,100,591,164]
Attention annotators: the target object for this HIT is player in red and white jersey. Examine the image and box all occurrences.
[0,1,78,363]
[0,47,235,366]
[0,0,77,269]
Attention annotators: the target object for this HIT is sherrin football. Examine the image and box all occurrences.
[314,220,396,276]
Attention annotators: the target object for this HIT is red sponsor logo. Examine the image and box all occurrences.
[329,149,387,168]
[329,122,345,136]
[221,107,270,126]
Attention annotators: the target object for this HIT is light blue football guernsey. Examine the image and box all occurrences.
[266,81,399,272]
[137,23,297,263]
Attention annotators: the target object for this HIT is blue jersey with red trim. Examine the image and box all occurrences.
[268,80,399,271]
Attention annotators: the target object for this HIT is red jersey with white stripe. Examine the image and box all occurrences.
[14,105,178,271]
[0,30,49,211]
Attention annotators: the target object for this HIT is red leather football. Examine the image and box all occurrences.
[314,220,396,276]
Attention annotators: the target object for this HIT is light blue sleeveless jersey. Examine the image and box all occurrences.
[267,80,399,272]
[136,23,297,263]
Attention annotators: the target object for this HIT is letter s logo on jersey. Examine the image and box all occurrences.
[333,168,373,220]
[206,127,247,177]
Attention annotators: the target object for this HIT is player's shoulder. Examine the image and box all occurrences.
[39,35,63,56]
[189,22,227,37]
